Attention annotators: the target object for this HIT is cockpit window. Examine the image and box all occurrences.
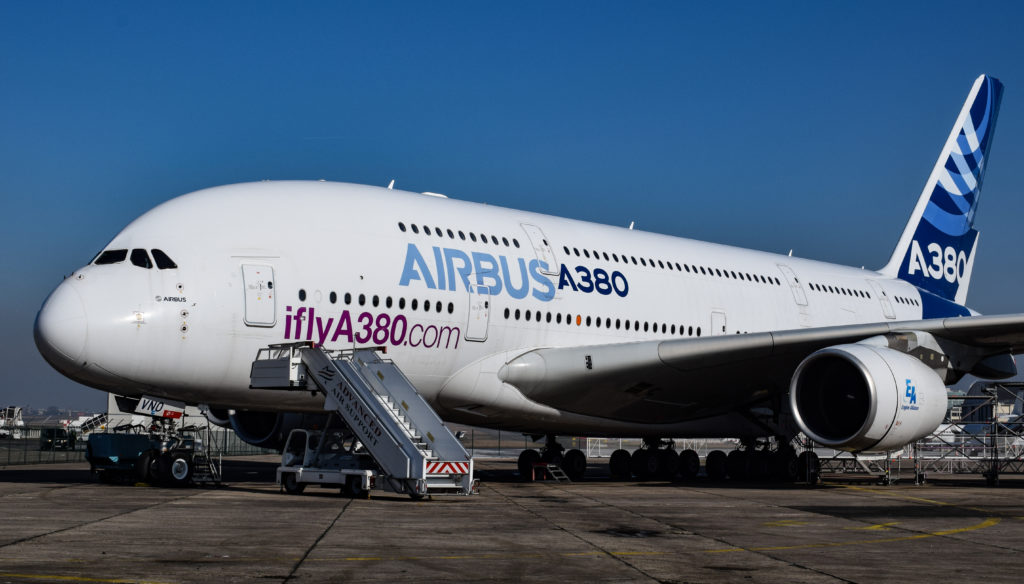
[94,249,128,265]
[151,249,177,269]
[130,248,153,269]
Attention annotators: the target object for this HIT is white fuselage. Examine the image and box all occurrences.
[36,181,930,435]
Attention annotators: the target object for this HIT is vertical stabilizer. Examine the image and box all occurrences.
[880,75,1003,305]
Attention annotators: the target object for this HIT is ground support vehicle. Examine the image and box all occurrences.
[277,426,377,498]
[85,419,220,487]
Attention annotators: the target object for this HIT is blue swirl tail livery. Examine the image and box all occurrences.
[881,75,1003,306]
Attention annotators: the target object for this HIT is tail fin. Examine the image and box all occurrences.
[880,74,1003,305]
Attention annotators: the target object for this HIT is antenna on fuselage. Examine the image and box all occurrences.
[628,221,635,230]
[387,179,395,190]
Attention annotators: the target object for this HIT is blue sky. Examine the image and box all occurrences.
[3,2,1024,411]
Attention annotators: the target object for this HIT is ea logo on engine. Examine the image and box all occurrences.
[903,379,919,411]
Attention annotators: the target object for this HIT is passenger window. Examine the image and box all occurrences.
[398,222,407,232]
[94,249,128,265]
[151,249,177,269]
[411,225,420,234]
[130,249,152,269]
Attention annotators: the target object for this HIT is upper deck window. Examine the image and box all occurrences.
[94,249,128,265]
[151,249,177,269]
[130,249,152,269]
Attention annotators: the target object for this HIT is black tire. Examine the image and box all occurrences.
[160,452,193,487]
[772,448,799,482]
[797,451,820,484]
[609,449,631,480]
[749,450,771,480]
[562,449,587,481]
[656,449,680,480]
[344,475,367,498]
[283,473,306,494]
[678,449,700,480]
[631,449,660,480]
[705,450,727,480]
[136,450,156,483]
[517,449,541,481]
[726,450,749,480]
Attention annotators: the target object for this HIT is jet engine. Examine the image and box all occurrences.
[228,411,328,451]
[789,344,947,452]
[203,408,232,428]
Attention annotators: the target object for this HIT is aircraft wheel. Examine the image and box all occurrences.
[344,475,368,499]
[562,449,587,481]
[726,450,749,480]
[631,449,660,480]
[136,450,157,483]
[750,450,771,480]
[161,452,193,487]
[656,449,679,480]
[609,449,631,480]
[678,449,700,480]
[517,449,541,481]
[283,473,306,494]
[705,450,727,480]
[772,448,799,482]
[797,451,820,484]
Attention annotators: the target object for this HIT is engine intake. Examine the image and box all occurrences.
[790,344,947,452]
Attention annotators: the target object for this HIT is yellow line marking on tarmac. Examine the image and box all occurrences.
[834,485,995,516]
[0,574,171,584]
[846,522,900,531]
[705,517,1000,554]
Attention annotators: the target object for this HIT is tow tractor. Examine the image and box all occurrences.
[85,396,220,487]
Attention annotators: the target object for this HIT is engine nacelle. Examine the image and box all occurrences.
[229,411,328,451]
[789,344,947,452]
[203,407,233,429]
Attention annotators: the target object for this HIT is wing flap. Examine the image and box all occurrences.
[498,314,1024,423]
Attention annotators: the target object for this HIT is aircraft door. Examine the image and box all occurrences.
[711,310,727,336]
[777,264,808,306]
[465,283,490,342]
[867,280,897,319]
[520,223,559,275]
[241,264,276,327]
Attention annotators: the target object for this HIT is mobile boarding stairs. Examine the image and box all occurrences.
[250,342,477,497]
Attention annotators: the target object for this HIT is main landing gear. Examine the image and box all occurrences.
[518,435,588,481]
[606,437,820,484]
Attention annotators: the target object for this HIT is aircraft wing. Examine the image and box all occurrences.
[497,314,1024,424]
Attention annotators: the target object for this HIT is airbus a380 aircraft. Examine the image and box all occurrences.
[35,74,1024,481]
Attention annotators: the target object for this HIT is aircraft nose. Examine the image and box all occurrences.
[34,282,88,372]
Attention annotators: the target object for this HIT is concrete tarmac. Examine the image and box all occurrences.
[2,457,1023,583]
